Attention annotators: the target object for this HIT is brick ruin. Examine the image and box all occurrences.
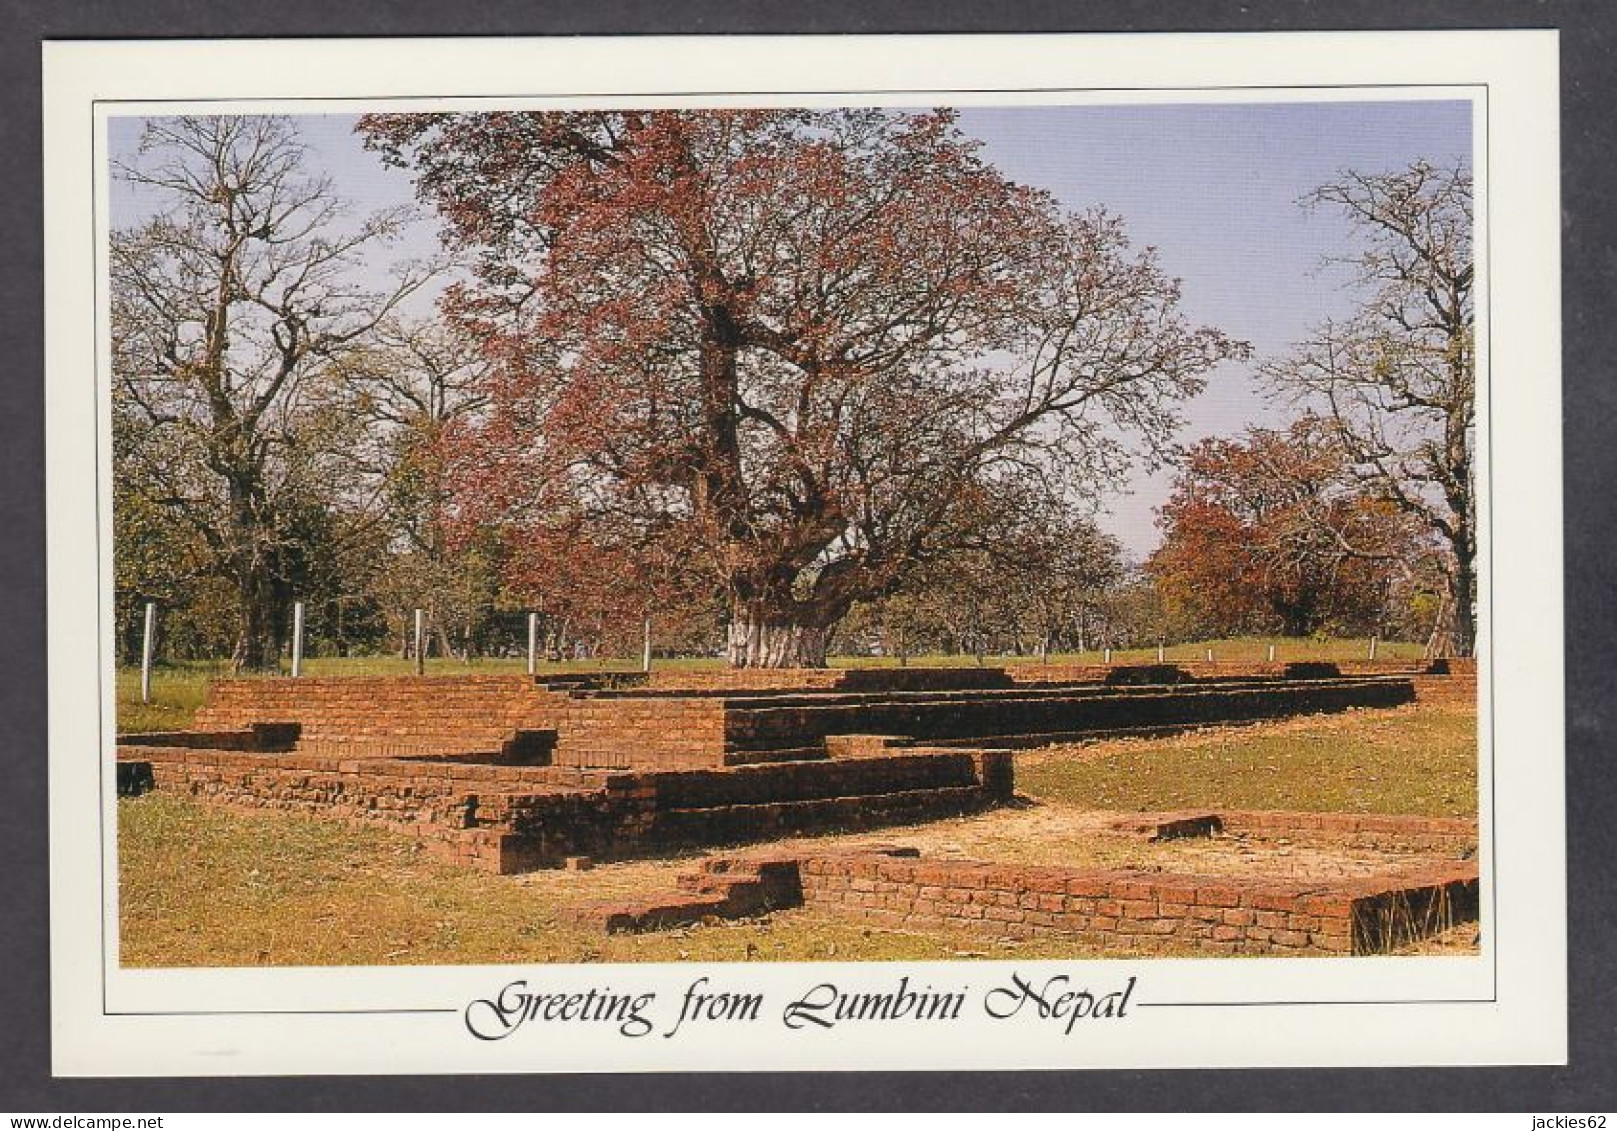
[582,805,1480,957]
[116,659,1479,955]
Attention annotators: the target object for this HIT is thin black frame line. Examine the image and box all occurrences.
[93,99,107,1019]
[107,1008,460,1017]
[91,84,1497,1020]
[1137,997,1495,1008]
[89,81,1489,108]
[1483,82,1500,1004]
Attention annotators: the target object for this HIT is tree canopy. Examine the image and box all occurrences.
[361,108,1247,666]
[1148,420,1435,639]
[111,116,436,669]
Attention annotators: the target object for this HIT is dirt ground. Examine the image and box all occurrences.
[749,805,1470,881]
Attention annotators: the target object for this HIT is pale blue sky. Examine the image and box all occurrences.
[109,100,1472,560]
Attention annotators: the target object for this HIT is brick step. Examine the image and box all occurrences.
[638,752,986,809]
[582,858,803,932]
[720,746,830,766]
[720,678,1417,749]
[649,785,990,842]
[676,871,742,894]
[911,714,1371,749]
[712,674,1410,713]
[723,675,1412,716]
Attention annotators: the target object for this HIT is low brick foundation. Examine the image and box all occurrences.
[1103,809,1477,853]
[1217,809,1478,852]
[119,663,1472,877]
[715,677,1417,754]
[116,724,301,752]
[116,743,1015,873]
[792,852,1477,956]
[645,667,1019,693]
[585,814,1480,956]
[1005,659,1437,684]
[170,663,1458,773]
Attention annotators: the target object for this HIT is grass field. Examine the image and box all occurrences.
[119,792,1125,966]
[116,635,1426,733]
[1021,700,1477,819]
[117,696,1476,966]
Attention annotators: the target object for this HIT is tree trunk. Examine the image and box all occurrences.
[1450,536,1477,659]
[726,609,833,668]
[1451,570,1475,658]
[1427,545,1479,662]
[232,560,278,673]
[1425,592,1455,660]
[332,599,347,658]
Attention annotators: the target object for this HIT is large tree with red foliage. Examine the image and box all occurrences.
[1148,420,1434,639]
[361,109,1245,666]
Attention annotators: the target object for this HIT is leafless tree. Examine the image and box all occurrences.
[340,317,497,658]
[111,116,438,669]
[1262,160,1475,656]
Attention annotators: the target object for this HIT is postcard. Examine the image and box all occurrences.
[42,30,1564,1076]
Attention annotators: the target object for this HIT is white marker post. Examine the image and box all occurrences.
[291,601,305,677]
[413,608,425,676]
[527,612,539,676]
[1369,635,1379,661]
[1103,646,1112,664]
[1267,643,1276,663]
[1206,647,1214,664]
[1157,640,1165,663]
[641,616,653,673]
[140,601,156,705]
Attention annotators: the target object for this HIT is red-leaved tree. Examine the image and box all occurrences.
[361,109,1245,666]
[1148,420,1435,639]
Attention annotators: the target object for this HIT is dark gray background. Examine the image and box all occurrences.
[3,0,1610,1112]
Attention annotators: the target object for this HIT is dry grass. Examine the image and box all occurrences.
[119,694,1478,967]
[1019,699,1477,819]
[1391,920,1482,956]
[119,792,1205,966]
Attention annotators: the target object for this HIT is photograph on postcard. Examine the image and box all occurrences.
[43,31,1564,1075]
[106,97,1481,967]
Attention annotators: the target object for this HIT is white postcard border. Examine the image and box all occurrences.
[44,30,1564,1076]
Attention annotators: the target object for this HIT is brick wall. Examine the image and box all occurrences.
[1009,660,1475,712]
[116,723,299,752]
[159,666,1449,776]
[721,678,1415,750]
[125,744,520,868]
[603,749,1011,809]
[1409,672,1479,705]
[647,669,847,692]
[185,676,737,769]
[644,668,1016,693]
[546,695,730,769]
[1218,810,1478,852]
[117,745,1014,873]
[191,676,558,755]
[1005,659,1434,684]
[794,853,1478,956]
